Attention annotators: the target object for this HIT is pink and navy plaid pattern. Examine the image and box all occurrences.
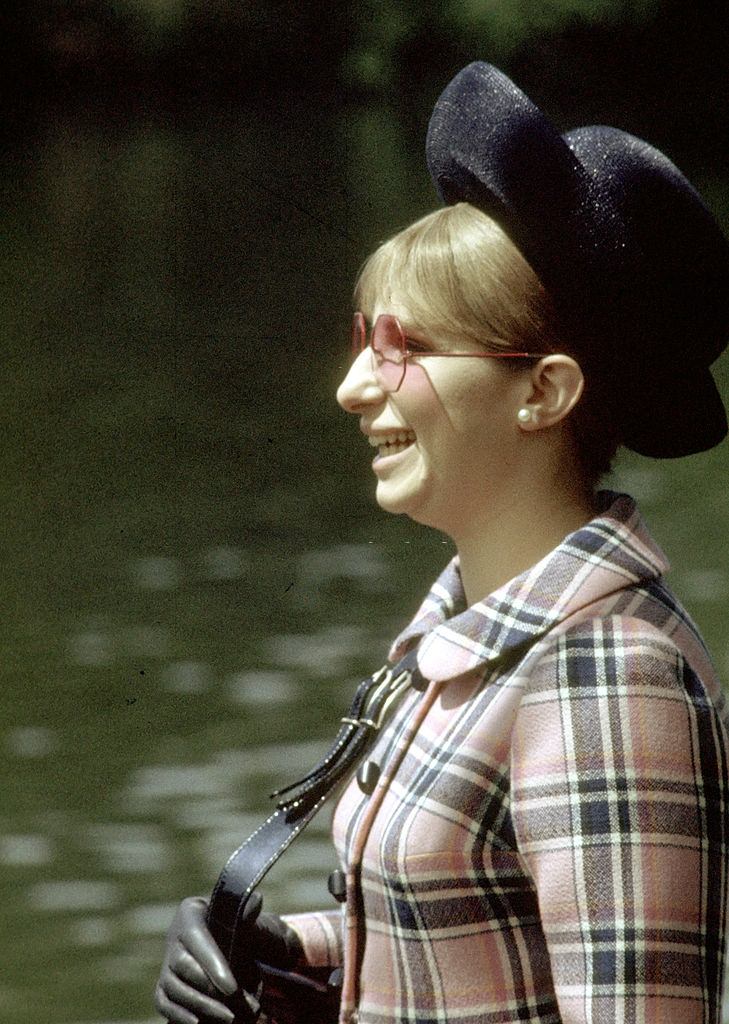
[285,493,728,1023]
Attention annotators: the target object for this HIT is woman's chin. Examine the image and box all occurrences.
[374,480,420,518]
[374,478,439,527]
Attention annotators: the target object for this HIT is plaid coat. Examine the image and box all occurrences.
[285,493,728,1024]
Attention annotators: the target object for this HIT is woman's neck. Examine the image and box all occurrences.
[453,479,597,607]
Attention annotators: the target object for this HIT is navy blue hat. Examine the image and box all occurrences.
[426,62,729,457]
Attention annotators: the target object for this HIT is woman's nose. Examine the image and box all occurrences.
[336,349,386,413]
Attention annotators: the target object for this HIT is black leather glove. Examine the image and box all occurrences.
[154,893,303,1024]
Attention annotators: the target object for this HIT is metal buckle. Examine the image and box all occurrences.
[341,666,412,732]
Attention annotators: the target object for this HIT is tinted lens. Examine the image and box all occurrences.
[350,313,407,392]
[371,315,407,392]
[371,315,404,362]
[351,312,366,357]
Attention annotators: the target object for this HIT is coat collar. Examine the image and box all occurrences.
[389,491,669,682]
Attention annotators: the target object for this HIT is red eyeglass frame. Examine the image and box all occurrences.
[351,312,545,393]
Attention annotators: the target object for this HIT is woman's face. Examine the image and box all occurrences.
[336,298,532,540]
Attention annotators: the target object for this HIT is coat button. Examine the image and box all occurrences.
[327,967,343,992]
[357,759,380,794]
[410,666,428,691]
[327,868,347,903]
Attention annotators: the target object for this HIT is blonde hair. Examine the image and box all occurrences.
[354,202,620,483]
[354,202,561,356]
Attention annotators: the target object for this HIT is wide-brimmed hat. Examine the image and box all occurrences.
[426,61,729,457]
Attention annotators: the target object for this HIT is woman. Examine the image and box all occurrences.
[155,63,729,1024]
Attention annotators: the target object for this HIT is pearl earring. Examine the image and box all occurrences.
[517,408,532,424]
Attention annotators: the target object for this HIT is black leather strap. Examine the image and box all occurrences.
[206,648,423,973]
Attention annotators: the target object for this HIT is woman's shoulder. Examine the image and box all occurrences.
[521,577,724,713]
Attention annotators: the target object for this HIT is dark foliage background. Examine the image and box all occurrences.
[2,1,728,144]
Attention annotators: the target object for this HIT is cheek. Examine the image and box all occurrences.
[402,363,438,397]
[391,364,441,419]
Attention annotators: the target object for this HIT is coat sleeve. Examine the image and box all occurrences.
[281,908,344,970]
[510,614,729,1024]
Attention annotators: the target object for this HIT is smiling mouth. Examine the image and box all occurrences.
[368,431,416,457]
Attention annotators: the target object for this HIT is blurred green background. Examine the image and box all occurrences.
[1,2,728,1021]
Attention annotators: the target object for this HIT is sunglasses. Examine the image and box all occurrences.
[351,312,543,393]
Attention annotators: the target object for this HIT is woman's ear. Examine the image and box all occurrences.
[518,355,584,430]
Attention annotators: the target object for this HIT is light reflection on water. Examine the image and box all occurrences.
[228,669,297,706]
[0,99,727,1024]
[0,834,55,867]
[28,880,122,913]
[5,726,58,758]
[85,824,171,874]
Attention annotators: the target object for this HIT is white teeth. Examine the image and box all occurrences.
[367,432,416,448]
[379,442,411,456]
[367,431,416,457]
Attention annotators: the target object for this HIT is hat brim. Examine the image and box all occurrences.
[622,367,727,458]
